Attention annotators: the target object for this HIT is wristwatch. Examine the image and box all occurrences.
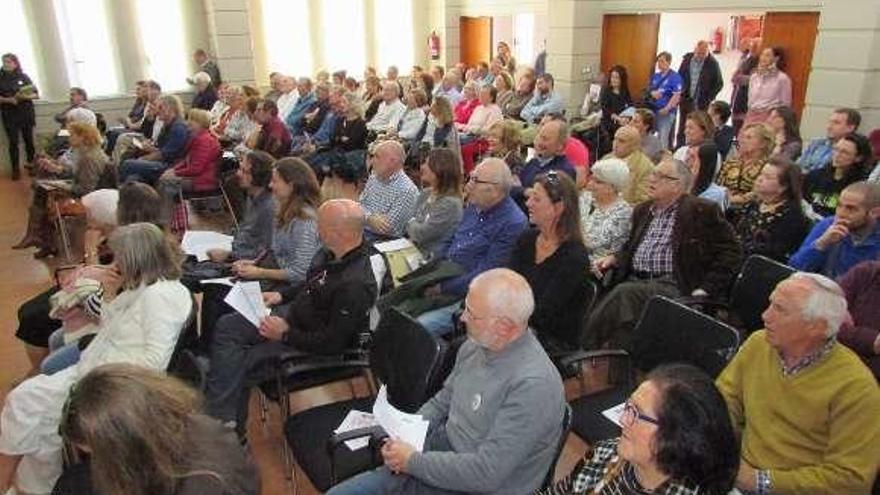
[756,469,772,494]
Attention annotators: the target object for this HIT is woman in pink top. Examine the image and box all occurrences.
[456,85,503,136]
[453,82,480,125]
[745,47,792,125]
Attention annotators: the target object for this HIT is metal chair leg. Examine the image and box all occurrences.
[219,183,239,229]
[54,207,73,262]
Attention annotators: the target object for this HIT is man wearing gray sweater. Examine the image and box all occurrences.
[328,268,566,495]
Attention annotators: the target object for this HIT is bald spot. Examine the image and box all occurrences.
[319,199,364,235]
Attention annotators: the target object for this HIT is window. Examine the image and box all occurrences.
[54,0,120,96]
[136,0,189,91]
[374,0,414,73]
[514,13,535,68]
[262,0,313,77]
[0,0,41,92]
[321,0,366,76]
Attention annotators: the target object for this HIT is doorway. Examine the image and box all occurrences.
[460,14,545,70]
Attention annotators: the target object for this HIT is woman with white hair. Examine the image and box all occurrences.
[580,158,633,267]
[191,71,218,111]
[0,222,192,495]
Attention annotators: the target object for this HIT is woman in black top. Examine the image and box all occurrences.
[0,53,39,180]
[735,156,811,262]
[510,171,591,351]
[599,65,632,137]
[803,132,873,217]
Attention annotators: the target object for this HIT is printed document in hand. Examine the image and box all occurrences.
[372,385,429,452]
[224,281,269,327]
[334,410,379,450]
[181,230,233,261]
[602,402,626,427]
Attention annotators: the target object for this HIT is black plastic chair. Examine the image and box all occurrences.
[178,160,239,231]
[541,403,574,490]
[283,307,445,493]
[568,295,740,444]
[166,294,207,392]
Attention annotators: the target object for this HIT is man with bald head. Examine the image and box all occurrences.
[717,273,880,493]
[513,119,576,208]
[360,139,418,238]
[677,40,723,146]
[606,125,654,204]
[417,158,528,336]
[366,81,407,133]
[329,268,565,495]
[205,199,378,437]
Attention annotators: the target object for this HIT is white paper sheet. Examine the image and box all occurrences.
[334,410,379,450]
[182,230,233,261]
[602,402,626,427]
[200,277,234,287]
[372,385,429,452]
[373,238,416,253]
[223,281,270,327]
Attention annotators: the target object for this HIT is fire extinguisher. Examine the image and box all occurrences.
[711,27,723,53]
[429,31,441,60]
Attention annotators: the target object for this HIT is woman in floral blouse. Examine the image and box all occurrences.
[717,122,774,208]
[580,158,633,274]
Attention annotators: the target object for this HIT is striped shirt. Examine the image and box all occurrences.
[272,209,321,283]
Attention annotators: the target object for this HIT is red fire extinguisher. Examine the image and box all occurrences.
[711,27,723,53]
[429,31,441,60]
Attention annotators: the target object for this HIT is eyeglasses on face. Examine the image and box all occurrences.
[649,170,680,182]
[468,175,499,186]
[620,400,660,428]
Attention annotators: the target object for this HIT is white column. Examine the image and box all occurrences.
[203,0,259,85]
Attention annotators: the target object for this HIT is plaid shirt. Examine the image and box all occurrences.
[631,201,679,275]
[778,337,836,377]
[797,137,833,174]
[537,438,699,495]
[359,169,419,237]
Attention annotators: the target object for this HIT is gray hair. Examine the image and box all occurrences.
[478,157,513,194]
[670,159,694,192]
[382,81,400,97]
[592,158,630,194]
[343,91,364,119]
[790,272,849,338]
[82,189,119,229]
[192,71,212,86]
[108,223,182,289]
[158,95,183,117]
[471,268,534,327]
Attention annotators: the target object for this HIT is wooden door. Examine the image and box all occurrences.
[600,14,660,98]
[460,16,492,67]
[761,12,820,120]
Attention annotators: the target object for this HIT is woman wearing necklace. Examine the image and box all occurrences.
[538,364,739,495]
[509,171,590,351]
[735,156,811,262]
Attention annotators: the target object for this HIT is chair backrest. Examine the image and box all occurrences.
[542,402,573,490]
[369,307,443,413]
[167,293,199,373]
[730,255,796,335]
[630,296,740,378]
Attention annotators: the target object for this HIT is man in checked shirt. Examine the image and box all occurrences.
[584,158,742,350]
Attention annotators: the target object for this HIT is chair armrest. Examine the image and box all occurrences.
[557,349,629,370]
[675,296,729,316]
[326,425,388,455]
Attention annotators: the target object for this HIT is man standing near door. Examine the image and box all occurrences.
[676,40,723,149]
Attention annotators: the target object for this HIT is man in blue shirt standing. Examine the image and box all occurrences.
[647,52,683,150]
[416,158,528,336]
[790,182,880,278]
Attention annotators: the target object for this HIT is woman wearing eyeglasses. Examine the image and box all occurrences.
[510,171,591,351]
[539,363,739,495]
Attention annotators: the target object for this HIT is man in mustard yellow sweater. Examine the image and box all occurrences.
[717,272,880,494]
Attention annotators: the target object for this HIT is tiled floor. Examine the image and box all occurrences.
[0,174,593,495]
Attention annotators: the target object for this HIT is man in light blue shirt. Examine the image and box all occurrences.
[285,77,316,136]
[434,74,462,106]
[798,108,861,174]
[520,73,565,124]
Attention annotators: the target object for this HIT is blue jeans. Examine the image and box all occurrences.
[119,158,169,185]
[654,109,676,150]
[327,466,462,495]
[41,328,82,375]
[416,302,460,337]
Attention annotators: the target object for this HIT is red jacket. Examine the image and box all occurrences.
[453,98,479,125]
[173,128,221,191]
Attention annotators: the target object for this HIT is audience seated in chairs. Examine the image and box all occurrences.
[433,73,462,106]
[672,110,715,165]
[406,148,464,260]
[510,171,591,351]
[836,260,880,381]
[485,119,524,175]
[584,158,742,351]
[328,269,565,495]
[717,122,774,211]
[798,107,861,174]
[457,85,503,141]
[360,140,419,239]
[452,82,480,127]
[802,132,873,218]
[190,71,218,111]
[119,95,190,185]
[209,82,230,125]
[211,85,257,147]
[292,85,342,159]
[685,141,728,210]
[521,73,565,125]
[415,158,527,337]
[299,82,332,138]
[716,272,880,493]
[767,105,803,161]
[199,157,322,340]
[790,181,880,278]
[285,77,316,136]
[366,82,406,136]
[14,121,112,258]
[420,95,461,164]
[502,73,536,121]
[362,75,383,122]
[579,158,633,264]
[308,91,368,178]
[605,126,653,204]
[156,108,222,231]
[274,75,299,123]
[104,80,148,152]
[204,199,377,438]
[541,364,738,495]
[734,156,811,263]
[251,98,292,159]
[55,363,258,495]
[110,81,164,164]
[0,222,192,495]
[631,108,665,164]
[513,119,576,209]
[394,88,428,145]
